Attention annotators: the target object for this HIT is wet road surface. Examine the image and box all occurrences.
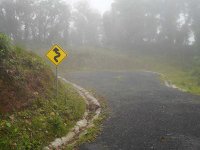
[65,71,200,150]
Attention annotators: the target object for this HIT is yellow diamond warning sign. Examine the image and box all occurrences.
[46,44,67,66]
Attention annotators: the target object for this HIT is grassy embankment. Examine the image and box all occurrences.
[0,34,86,149]
[131,49,200,94]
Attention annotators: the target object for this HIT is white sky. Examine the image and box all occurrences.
[65,0,114,14]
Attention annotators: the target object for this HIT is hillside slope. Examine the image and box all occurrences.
[0,36,54,113]
[0,34,86,149]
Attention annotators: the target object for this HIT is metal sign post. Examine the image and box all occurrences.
[46,44,68,99]
[56,66,58,99]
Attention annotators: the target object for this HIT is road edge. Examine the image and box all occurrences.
[142,70,186,92]
[43,77,101,150]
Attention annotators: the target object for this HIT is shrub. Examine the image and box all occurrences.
[47,115,66,137]
[0,33,12,64]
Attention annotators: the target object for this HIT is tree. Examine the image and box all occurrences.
[188,0,200,49]
[69,1,101,47]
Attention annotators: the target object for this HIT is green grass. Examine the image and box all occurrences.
[64,94,108,150]
[157,66,200,95]
[0,81,86,150]
[59,47,135,72]
[0,34,86,149]
[128,51,200,95]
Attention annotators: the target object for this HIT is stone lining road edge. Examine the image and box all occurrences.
[43,77,101,150]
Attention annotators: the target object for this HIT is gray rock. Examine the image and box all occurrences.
[43,146,50,150]
[77,119,88,128]
[74,125,80,134]
[61,132,76,144]
[51,138,62,148]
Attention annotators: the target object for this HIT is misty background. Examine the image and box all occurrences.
[0,0,200,76]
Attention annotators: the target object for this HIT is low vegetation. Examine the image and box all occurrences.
[65,94,108,150]
[129,49,200,95]
[0,34,86,149]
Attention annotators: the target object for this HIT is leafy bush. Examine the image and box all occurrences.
[47,115,67,137]
[0,33,12,64]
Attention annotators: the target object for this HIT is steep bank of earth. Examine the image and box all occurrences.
[0,34,86,149]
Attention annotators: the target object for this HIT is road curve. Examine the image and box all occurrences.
[65,71,200,150]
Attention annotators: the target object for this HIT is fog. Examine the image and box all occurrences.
[65,0,113,14]
[0,0,200,73]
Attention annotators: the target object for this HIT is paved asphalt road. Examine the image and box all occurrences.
[66,71,200,150]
